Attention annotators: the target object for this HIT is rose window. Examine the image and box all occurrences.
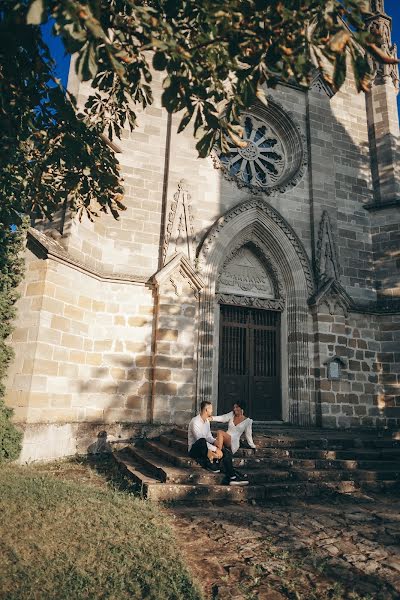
[219,115,285,189]
[214,101,306,194]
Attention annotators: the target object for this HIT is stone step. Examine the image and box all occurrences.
[161,433,291,458]
[133,442,400,486]
[113,449,163,489]
[113,443,400,503]
[164,435,400,466]
[286,448,400,460]
[174,427,400,451]
[132,446,293,484]
[147,440,400,478]
[147,439,304,470]
[112,450,367,502]
[246,457,400,472]
[175,425,400,437]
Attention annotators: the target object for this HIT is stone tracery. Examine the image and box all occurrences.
[212,98,308,196]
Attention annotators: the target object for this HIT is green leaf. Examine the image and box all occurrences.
[26,0,46,25]
[177,110,193,133]
[152,51,167,71]
[333,52,346,91]
[195,130,216,158]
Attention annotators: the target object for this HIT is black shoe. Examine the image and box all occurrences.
[234,470,248,480]
[206,461,221,473]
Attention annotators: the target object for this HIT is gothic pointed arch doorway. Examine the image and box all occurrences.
[197,198,315,426]
[216,241,284,420]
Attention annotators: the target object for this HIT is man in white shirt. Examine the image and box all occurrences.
[188,400,249,486]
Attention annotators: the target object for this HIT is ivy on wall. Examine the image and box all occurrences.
[0,219,29,462]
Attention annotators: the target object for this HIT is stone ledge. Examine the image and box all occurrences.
[363,198,400,212]
[27,228,150,286]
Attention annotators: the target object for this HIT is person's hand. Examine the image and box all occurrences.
[208,416,213,421]
[214,448,223,460]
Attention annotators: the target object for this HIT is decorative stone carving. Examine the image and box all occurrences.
[196,198,314,426]
[212,98,307,196]
[310,73,335,98]
[163,180,197,265]
[216,293,285,311]
[199,198,314,296]
[370,1,384,13]
[366,3,399,89]
[217,114,285,189]
[308,279,353,317]
[217,246,275,298]
[316,211,340,284]
[153,252,204,299]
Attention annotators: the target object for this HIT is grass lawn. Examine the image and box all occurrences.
[0,457,202,600]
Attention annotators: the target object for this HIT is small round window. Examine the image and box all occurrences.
[214,100,306,195]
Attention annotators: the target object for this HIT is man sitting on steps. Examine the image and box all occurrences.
[188,400,249,486]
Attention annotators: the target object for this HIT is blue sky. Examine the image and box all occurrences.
[43,2,400,113]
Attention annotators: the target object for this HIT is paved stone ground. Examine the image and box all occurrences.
[166,490,400,600]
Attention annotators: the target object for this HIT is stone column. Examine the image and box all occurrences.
[365,1,400,305]
[151,253,204,424]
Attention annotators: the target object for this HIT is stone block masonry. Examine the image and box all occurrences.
[151,254,204,425]
[5,245,155,444]
[313,300,399,427]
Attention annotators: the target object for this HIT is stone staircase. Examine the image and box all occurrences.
[113,426,400,503]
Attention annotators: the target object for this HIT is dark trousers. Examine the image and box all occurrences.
[189,438,235,478]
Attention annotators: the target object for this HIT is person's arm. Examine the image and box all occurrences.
[205,421,217,448]
[191,418,217,451]
[245,420,256,449]
[211,411,233,423]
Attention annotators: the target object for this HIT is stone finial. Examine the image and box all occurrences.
[370,1,384,13]
[316,211,340,284]
[162,180,197,266]
[366,1,399,90]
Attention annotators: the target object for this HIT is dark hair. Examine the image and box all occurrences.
[233,400,247,414]
[200,400,212,412]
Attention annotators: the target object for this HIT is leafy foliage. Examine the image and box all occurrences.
[0,4,125,226]
[0,221,29,462]
[2,1,398,221]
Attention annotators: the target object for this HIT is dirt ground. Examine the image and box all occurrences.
[29,458,400,600]
[166,490,400,600]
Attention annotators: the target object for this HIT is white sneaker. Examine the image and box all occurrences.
[229,479,249,486]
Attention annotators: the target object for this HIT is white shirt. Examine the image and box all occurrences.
[188,414,217,452]
[212,411,256,454]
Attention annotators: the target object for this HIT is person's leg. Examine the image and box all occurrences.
[215,430,232,451]
[220,447,235,479]
[189,438,208,467]
[189,438,221,472]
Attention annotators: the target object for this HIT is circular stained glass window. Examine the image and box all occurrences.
[214,101,306,195]
[219,115,285,189]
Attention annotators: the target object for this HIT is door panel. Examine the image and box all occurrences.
[218,305,281,420]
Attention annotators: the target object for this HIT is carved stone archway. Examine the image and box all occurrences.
[197,198,315,425]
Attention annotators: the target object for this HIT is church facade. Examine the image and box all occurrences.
[5,1,400,461]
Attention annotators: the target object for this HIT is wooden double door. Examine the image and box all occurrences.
[218,305,281,420]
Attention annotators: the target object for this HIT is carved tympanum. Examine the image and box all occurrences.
[217,246,275,298]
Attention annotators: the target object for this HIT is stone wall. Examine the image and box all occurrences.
[376,312,400,426]
[152,254,203,424]
[5,56,400,461]
[5,239,156,457]
[312,300,400,428]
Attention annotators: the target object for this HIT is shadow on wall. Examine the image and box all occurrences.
[24,79,398,450]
